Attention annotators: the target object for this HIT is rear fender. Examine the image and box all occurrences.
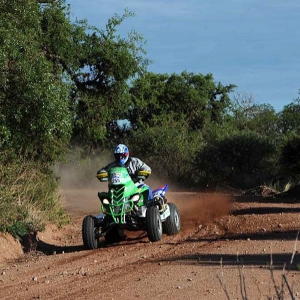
[152,184,169,198]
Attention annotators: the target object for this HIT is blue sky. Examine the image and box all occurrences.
[66,0,300,112]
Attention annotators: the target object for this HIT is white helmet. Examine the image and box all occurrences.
[114,144,129,164]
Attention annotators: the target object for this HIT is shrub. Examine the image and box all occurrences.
[0,153,69,240]
[194,132,277,189]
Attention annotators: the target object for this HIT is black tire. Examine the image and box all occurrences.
[82,215,99,250]
[162,203,181,235]
[104,227,126,244]
[146,206,162,242]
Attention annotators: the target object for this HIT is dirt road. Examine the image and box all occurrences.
[1,189,300,300]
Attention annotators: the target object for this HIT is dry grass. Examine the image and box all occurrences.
[0,157,69,239]
[218,231,299,300]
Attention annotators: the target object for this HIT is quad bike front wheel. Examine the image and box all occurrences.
[162,203,181,235]
[82,215,99,250]
[146,206,162,242]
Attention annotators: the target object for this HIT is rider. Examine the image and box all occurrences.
[97,144,152,199]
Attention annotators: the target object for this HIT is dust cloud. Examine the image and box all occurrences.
[167,192,233,230]
[55,150,113,216]
[56,152,233,229]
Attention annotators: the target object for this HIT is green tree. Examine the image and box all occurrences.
[39,3,150,146]
[0,0,152,237]
[129,71,235,131]
[0,0,72,163]
[229,92,279,140]
[194,132,276,189]
[0,0,73,237]
[277,96,300,182]
[278,98,300,135]
[1,0,150,153]
[128,116,203,184]
[279,134,300,178]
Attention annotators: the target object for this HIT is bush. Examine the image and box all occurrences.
[194,132,277,189]
[280,134,300,178]
[0,153,69,240]
[128,118,204,185]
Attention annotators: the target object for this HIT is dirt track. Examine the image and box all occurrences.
[1,189,300,300]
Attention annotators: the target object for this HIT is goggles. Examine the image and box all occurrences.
[114,153,128,159]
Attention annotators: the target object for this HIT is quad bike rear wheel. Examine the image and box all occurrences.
[162,203,181,235]
[82,215,99,250]
[146,206,162,242]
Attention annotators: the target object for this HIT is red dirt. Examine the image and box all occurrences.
[1,187,300,300]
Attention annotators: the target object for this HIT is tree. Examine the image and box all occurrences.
[278,98,300,135]
[279,134,300,178]
[128,116,204,184]
[39,3,150,146]
[0,0,75,237]
[194,132,276,189]
[129,71,235,131]
[0,0,72,163]
[0,0,150,154]
[229,92,279,139]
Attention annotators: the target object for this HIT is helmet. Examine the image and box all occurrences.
[114,144,129,164]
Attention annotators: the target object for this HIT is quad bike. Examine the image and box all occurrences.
[82,165,181,250]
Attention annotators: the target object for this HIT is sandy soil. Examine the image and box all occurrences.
[1,186,300,300]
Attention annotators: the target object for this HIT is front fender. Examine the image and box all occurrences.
[98,192,110,201]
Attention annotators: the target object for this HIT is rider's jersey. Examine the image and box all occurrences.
[98,157,151,183]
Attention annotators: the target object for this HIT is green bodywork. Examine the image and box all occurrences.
[98,166,150,224]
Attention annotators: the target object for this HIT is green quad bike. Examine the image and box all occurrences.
[82,165,181,250]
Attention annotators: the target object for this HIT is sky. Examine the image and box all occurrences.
[65,0,300,112]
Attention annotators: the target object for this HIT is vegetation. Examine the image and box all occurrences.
[0,0,300,239]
